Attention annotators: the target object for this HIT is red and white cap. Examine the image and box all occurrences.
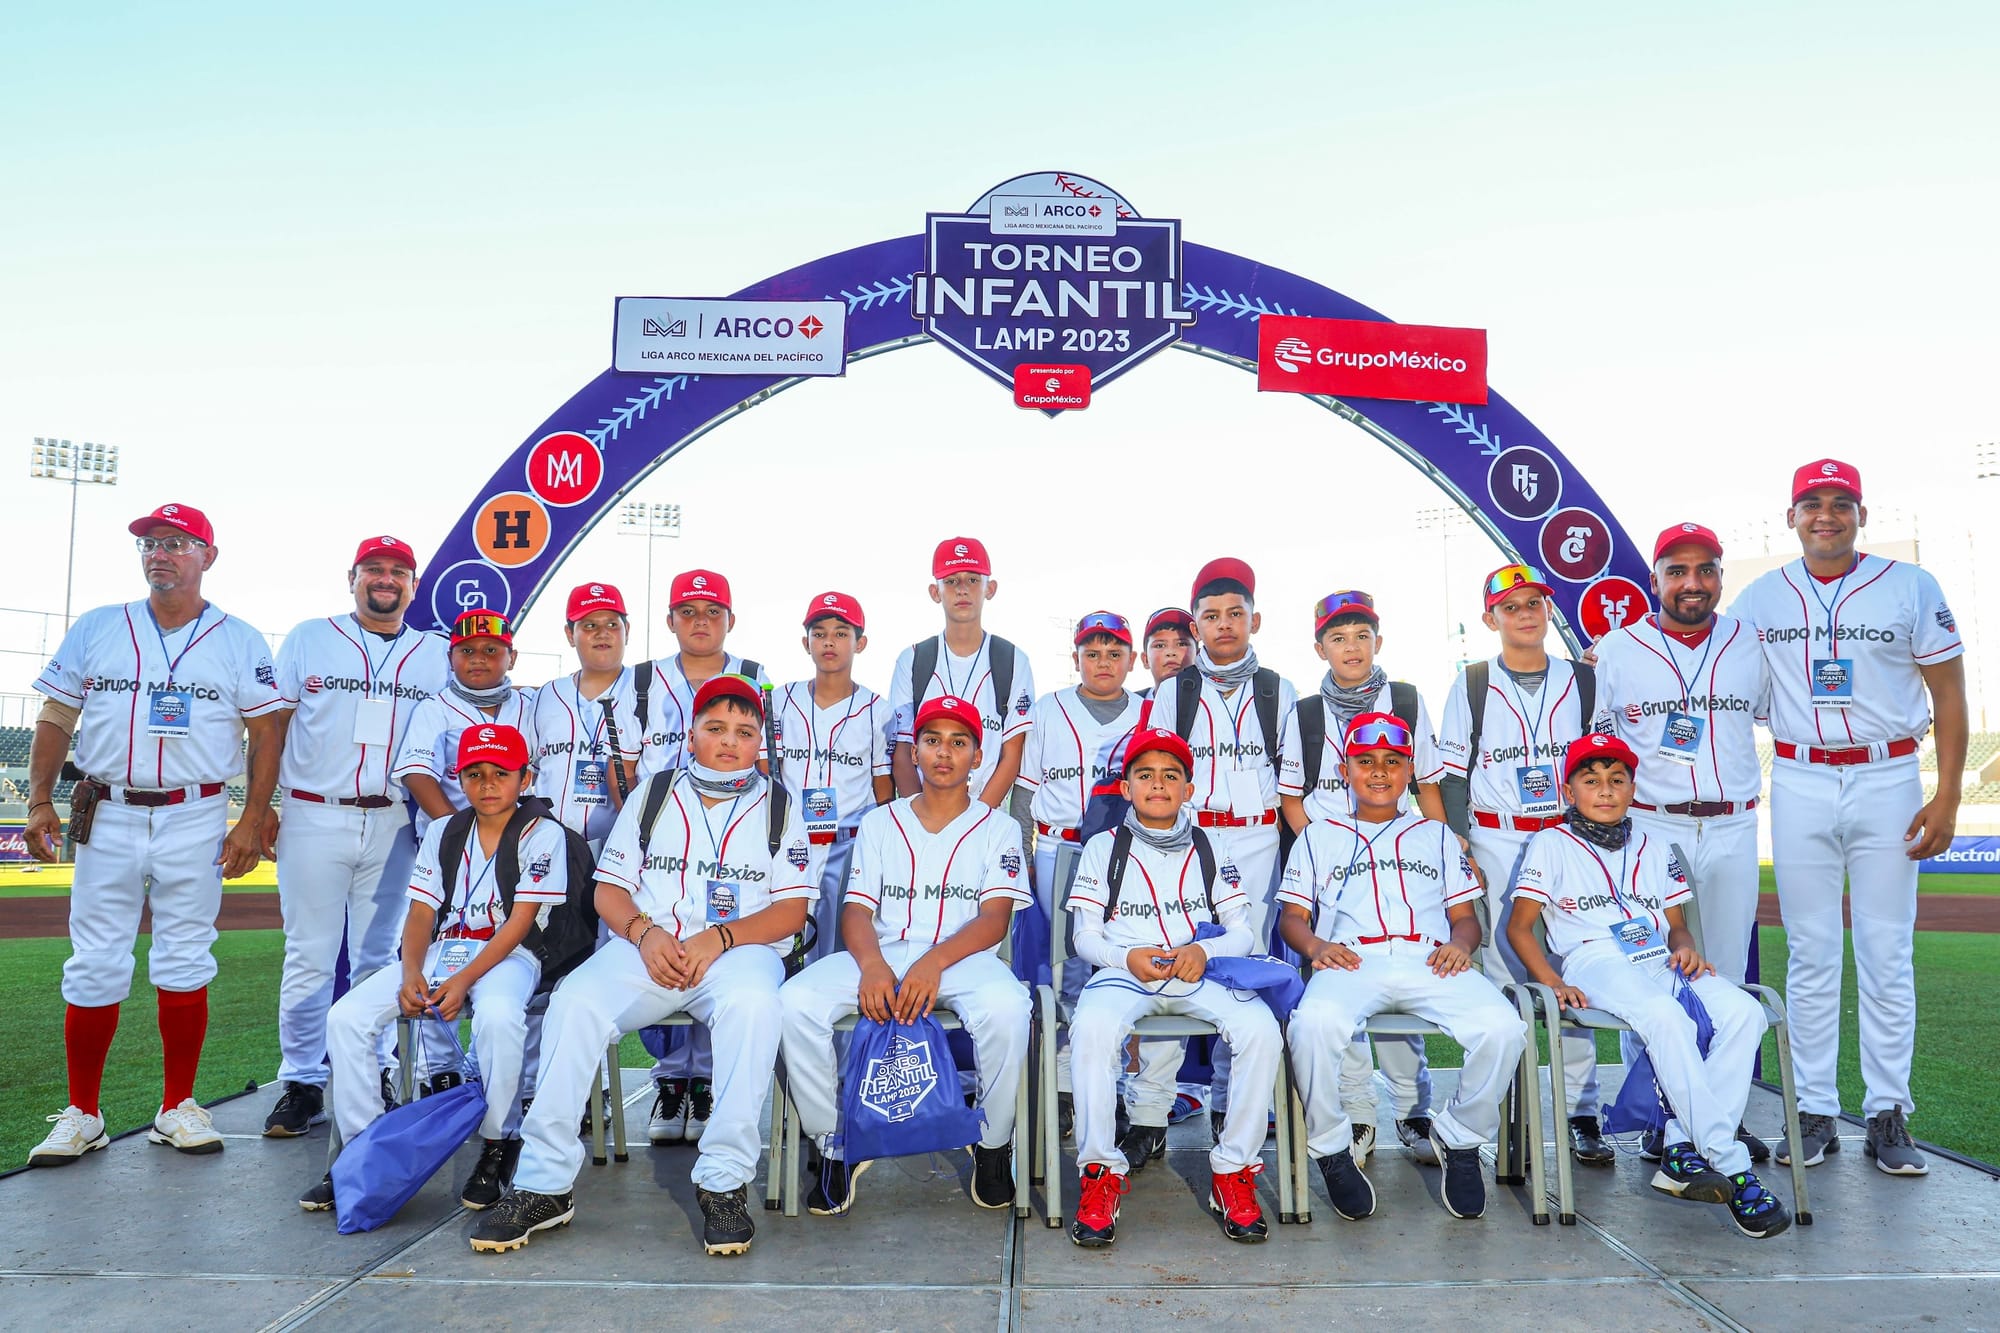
[932,537,991,579]
[803,591,865,631]
[692,673,765,719]
[1792,458,1862,503]
[1122,726,1194,775]
[1190,556,1256,606]
[566,582,627,622]
[670,569,732,609]
[913,694,982,740]
[1652,522,1723,564]
[453,723,531,775]
[1342,710,1415,757]
[451,609,514,646]
[351,535,417,571]
[1564,732,1640,784]
[1143,607,1195,641]
[128,503,213,545]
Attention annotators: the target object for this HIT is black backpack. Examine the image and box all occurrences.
[434,800,601,994]
[1463,659,1596,768]
[910,636,1017,733]
[1171,662,1282,770]
[1295,681,1422,793]
[629,656,761,736]
[1097,824,1220,924]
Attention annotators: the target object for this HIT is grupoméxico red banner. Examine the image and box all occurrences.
[1256,314,1488,405]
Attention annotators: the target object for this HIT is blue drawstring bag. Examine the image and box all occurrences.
[1602,972,1717,1136]
[333,1011,488,1233]
[833,1014,986,1166]
[1010,896,1053,990]
[1192,921,1306,1020]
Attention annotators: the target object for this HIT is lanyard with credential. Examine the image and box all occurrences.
[1804,555,1861,687]
[147,603,210,688]
[1501,665,1552,764]
[940,634,989,703]
[353,618,401,699]
[1575,832,1637,922]
[456,841,501,932]
[1655,619,1717,709]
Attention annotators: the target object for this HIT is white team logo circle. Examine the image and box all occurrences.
[1821,462,1839,476]
[692,575,709,590]
[163,504,180,515]
[1681,522,1698,533]
[823,593,838,606]
[478,726,497,743]
[953,543,969,558]
[382,534,397,544]
[590,584,605,596]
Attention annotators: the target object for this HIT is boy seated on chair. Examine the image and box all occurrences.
[1279,712,1527,1223]
[470,675,814,1259]
[778,695,1031,1216]
[1065,727,1279,1248]
[1506,733,1792,1239]
[300,723,562,1215]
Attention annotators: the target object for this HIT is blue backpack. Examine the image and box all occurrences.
[833,1015,986,1166]
[332,1012,487,1233]
[1602,973,1716,1136]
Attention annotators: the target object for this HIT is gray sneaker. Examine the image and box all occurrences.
[1864,1108,1928,1176]
[1774,1112,1840,1167]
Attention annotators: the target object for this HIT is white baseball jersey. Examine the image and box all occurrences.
[1279,812,1479,944]
[1514,825,1689,960]
[1277,683,1444,821]
[633,653,770,781]
[1436,656,1592,814]
[595,774,814,949]
[35,600,284,788]
[843,797,1028,948]
[393,688,538,835]
[527,668,643,841]
[771,680,891,832]
[1067,829,1248,952]
[1591,614,1768,807]
[273,616,448,799]
[1020,688,1148,829]
[407,812,569,934]
[1145,668,1298,814]
[889,634,1037,795]
[1730,555,1962,748]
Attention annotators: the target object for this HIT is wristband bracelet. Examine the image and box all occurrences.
[29,801,55,814]
[721,925,735,951]
[638,923,660,949]
[626,911,652,944]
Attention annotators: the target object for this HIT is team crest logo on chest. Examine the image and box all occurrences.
[859,1033,939,1122]
[1000,848,1022,879]
[1218,859,1241,888]
[527,851,552,883]
[1624,702,1644,725]
[787,842,810,871]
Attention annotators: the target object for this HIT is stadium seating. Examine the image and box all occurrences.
[0,726,30,765]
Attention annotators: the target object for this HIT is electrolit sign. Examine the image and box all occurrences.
[912,172,1194,403]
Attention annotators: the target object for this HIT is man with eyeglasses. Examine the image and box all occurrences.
[25,503,284,1166]
[260,536,450,1137]
[1436,562,1609,1164]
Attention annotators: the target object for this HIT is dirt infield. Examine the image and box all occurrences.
[1754,893,2000,933]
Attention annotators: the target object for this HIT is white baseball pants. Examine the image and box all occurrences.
[63,796,227,1007]
[1770,757,1922,1117]
[1205,820,1279,1115]
[514,940,783,1195]
[1630,807,1760,986]
[779,939,1028,1154]
[1288,940,1526,1158]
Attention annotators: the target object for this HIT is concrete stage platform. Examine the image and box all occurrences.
[2,1070,1993,1331]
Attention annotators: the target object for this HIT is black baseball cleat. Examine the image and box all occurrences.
[1117,1122,1168,1172]
[1736,1122,1772,1164]
[469,1189,574,1253]
[697,1185,755,1255]
[1434,1137,1487,1219]
[1726,1171,1793,1239]
[1317,1148,1376,1221]
[1208,1164,1269,1243]
[460,1139,515,1210]
[1639,1126,1665,1162]
[969,1143,1014,1209]
[263,1082,325,1138]
[806,1153,869,1216]
[1057,1092,1075,1141]
[1569,1116,1615,1165]
[1651,1142,1733,1204]
[298,1172,335,1212]
[379,1069,398,1114]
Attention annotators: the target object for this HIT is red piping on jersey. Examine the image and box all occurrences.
[123,607,144,787]
[931,807,992,946]
[1389,820,1425,937]
[1052,692,1089,820]
[890,805,919,940]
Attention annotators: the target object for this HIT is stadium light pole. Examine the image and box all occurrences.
[617,500,683,660]
[28,438,120,629]
[1972,444,1997,729]
[1415,505,1475,668]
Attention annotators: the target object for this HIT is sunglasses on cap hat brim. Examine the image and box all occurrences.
[1315,590,1379,623]
[1074,611,1132,643]
[1345,719,1414,752]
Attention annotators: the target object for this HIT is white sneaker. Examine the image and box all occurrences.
[1350,1121,1377,1170]
[29,1106,109,1166]
[147,1098,224,1155]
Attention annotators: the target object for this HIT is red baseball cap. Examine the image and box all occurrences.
[128,503,213,545]
[670,569,732,610]
[451,609,514,646]
[1122,726,1194,775]
[1343,711,1415,757]
[1652,523,1723,564]
[453,722,531,775]
[1564,732,1640,784]
[1143,607,1195,641]
[692,673,765,719]
[566,582,627,622]
[913,694,982,741]
[1190,556,1256,606]
[1792,458,1863,504]
[1073,610,1133,646]
[932,537,991,579]
[803,591,865,631]
[1314,589,1380,634]
[1482,563,1555,610]
[351,535,417,571]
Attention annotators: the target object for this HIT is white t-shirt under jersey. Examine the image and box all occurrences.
[1590,614,1768,809]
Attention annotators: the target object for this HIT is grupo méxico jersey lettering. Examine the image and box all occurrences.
[1020,688,1147,829]
[528,668,642,841]
[634,653,769,781]
[394,688,538,835]
[595,776,814,950]
[889,635,1036,795]
[843,798,1027,948]
[1437,656,1591,814]
[1591,614,1768,808]
[772,680,891,833]
[1067,830,1248,951]
[1279,812,1479,945]
[1514,825,1690,960]
[407,813,568,934]
[274,616,447,799]
[35,600,284,788]
[1731,555,1962,748]
[1278,685,1443,821]
[1147,669,1297,814]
